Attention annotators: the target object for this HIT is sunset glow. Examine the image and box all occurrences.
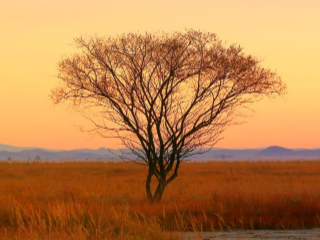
[1,0,319,150]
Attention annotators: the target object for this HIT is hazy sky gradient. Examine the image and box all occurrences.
[1,0,319,150]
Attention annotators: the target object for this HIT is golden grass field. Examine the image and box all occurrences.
[1,160,320,239]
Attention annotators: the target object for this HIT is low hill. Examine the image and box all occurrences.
[0,144,319,160]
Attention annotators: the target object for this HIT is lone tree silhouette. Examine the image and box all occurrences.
[51,30,286,202]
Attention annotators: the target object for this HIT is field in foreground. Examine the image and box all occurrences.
[1,160,320,239]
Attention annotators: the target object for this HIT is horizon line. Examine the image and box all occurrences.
[0,143,319,152]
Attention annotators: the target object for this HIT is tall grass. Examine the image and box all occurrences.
[1,160,320,239]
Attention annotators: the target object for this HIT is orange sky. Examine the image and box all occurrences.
[0,0,319,150]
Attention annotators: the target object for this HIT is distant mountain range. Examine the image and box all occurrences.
[0,143,117,160]
[0,143,320,161]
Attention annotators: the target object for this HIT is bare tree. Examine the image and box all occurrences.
[51,30,286,202]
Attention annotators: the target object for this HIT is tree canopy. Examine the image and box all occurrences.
[52,30,286,202]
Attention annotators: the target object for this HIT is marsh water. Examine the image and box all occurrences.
[181,229,320,239]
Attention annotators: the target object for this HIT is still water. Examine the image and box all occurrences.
[181,229,320,240]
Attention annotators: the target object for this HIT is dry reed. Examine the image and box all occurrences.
[1,160,320,239]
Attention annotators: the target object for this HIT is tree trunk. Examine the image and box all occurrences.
[152,179,166,203]
[145,172,167,203]
[146,170,153,202]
